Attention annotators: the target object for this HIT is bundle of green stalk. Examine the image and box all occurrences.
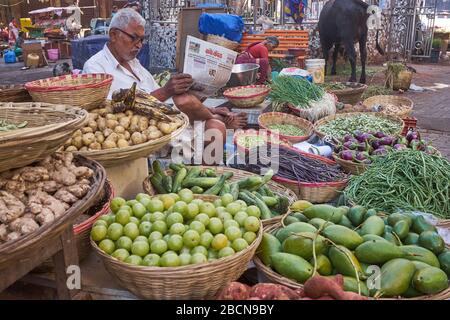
[344,150,450,219]
[270,76,325,108]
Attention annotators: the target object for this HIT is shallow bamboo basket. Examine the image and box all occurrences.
[332,154,368,175]
[0,84,32,102]
[223,85,271,108]
[314,112,404,141]
[258,112,314,143]
[363,95,413,118]
[91,222,263,300]
[206,34,240,50]
[143,165,297,227]
[0,154,106,271]
[74,113,189,167]
[0,102,89,172]
[326,82,367,105]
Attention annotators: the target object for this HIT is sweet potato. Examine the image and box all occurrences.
[249,283,300,300]
[303,274,367,300]
[218,282,250,300]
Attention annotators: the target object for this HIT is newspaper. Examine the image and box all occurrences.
[183,35,238,98]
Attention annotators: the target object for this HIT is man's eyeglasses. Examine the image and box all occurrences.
[114,28,145,44]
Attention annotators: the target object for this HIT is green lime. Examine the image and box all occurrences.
[225,226,242,241]
[200,202,216,217]
[180,247,191,255]
[221,194,234,207]
[132,203,147,219]
[107,223,123,241]
[131,241,150,257]
[234,211,249,227]
[168,193,180,202]
[163,234,170,242]
[226,202,241,215]
[147,199,164,213]
[138,221,152,237]
[208,249,218,260]
[200,232,214,248]
[151,220,168,235]
[213,199,223,208]
[232,238,249,252]
[116,236,133,251]
[190,253,207,264]
[142,254,160,266]
[208,217,223,235]
[179,189,194,203]
[91,225,107,242]
[169,222,186,235]
[134,235,149,243]
[179,253,191,266]
[129,217,140,225]
[189,221,205,234]
[98,239,115,254]
[216,206,227,215]
[125,255,143,265]
[162,250,177,257]
[148,231,163,243]
[111,248,129,261]
[93,220,108,228]
[110,197,126,213]
[160,253,181,267]
[217,211,233,222]
[173,201,188,215]
[194,213,210,226]
[185,203,200,220]
[246,205,261,218]
[136,193,151,203]
[99,214,115,226]
[160,194,175,210]
[126,200,139,207]
[235,200,247,209]
[150,212,165,223]
[141,213,152,222]
[138,197,152,209]
[182,230,200,248]
[224,220,239,229]
[243,231,257,244]
[150,239,168,255]
[244,216,260,232]
[211,233,228,251]
[123,222,140,240]
[190,245,208,257]
[115,209,131,226]
[168,234,184,251]
[119,205,132,215]
[166,212,184,227]
[191,199,204,207]
[218,247,235,258]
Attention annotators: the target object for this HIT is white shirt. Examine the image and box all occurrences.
[83,44,160,99]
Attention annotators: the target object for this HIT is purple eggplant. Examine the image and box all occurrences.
[380,136,395,146]
[343,141,359,150]
[340,150,355,161]
[371,139,382,150]
[343,134,354,142]
[393,144,408,151]
[374,131,386,138]
[356,133,375,143]
[357,142,368,151]
[355,151,369,161]
[372,147,388,156]
[406,130,420,142]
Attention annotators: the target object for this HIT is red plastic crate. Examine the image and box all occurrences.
[402,116,417,135]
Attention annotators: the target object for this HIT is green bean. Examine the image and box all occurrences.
[270,76,324,108]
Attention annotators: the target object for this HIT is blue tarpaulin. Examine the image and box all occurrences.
[71,35,150,70]
[198,13,244,42]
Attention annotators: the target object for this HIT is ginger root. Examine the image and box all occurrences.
[54,189,79,204]
[0,191,25,224]
[10,217,39,234]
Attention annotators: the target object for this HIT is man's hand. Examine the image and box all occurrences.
[163,73,193,96]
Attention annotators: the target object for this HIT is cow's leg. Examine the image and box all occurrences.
[344,41,357,82]
[359,34,367,84]
[331,43,340,75]
[322,42,332,75]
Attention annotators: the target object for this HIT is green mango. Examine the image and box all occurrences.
[338,206,350,216]
[402,285,423,298]
[322,224,363,250]
[360,263,371,277]
[387,213,413,228]
[418,231,445,255]
[411,260,433,270]
[303,204,344,223]
[347,205,367,226]
[403,232,420,245]
[378,259,416,297]
[343,276,369,296]
[257,233,282,266]
[400,245,440,268]
[412,267,449,294]
[310,254,332,276]
[384,225,393,233]
[271,252,313,283]
[363,208,378,221]
[293,212,309,223]
[393,220,410,240]
[383,232,401,245]
[284,216,300,226]
[360,216,385,236]
[282,232,327,260]
[438,250,450,276]
[275,222,317,244]
[412,215,437,234]
[362,234,389,243]
[355,240,405,264]
[328,245,364,278]
[338,215,354,229]
[308,218,334,230]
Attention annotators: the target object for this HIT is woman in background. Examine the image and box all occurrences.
[8,18,19,47]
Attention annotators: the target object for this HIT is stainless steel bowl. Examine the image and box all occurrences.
[227,63,260,87]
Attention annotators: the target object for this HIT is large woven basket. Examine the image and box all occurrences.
[25,74,113,110]
[0,155,106,273]
[271,149,348,203]
[233,129,292,154]
[223,85,271,108]
[91,221,263,299]
[314,112,404,141]
[143,165,297,227]
[254,224,450,300]
[363,95,414,118]
[258,112,314,143]
[0,84,32,102]
[206,34,240,50]
[0,102,89,173]
[326,82,367,105]
[332,154,368,175]
[74,113,189,167]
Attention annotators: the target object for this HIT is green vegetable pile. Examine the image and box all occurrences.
[270,76,324,109]
[258,201,450,298]
[268,124,306,136]
[236,135,266,148]
[319,82,348,91]
[317,113,401,140]
[344,150,450,219]
[0,119,28,132]
[361,85,392,100]
[150,161,290,220]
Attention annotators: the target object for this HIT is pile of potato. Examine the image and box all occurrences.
[63,107,184,152]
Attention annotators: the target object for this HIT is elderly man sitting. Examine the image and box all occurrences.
[83,8,247,150]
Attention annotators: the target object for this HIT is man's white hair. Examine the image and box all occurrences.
[109,8,145,30]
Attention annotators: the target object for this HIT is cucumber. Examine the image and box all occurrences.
[242,190,272,220]
[172,168,187,193]
[169,163,185,172]
[204,168,216,177]
[257,186,268,196]
[238,191,257,206]
[238,176,263,190]
[230,183,239,201]
[150,174,167,194]
[182,177,219,188]
[219,183,231,196]
[204,172,233,195]
[262,196,278,207]
[184,167,201,180]
[162,176,173,193]
[152,160,165,177]
[191,186,204,194]
[261,185,275,197]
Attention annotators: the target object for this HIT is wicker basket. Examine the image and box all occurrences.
[206,34,240,51]
[143,165,297,227]
[25,74,113,110]
[0,84,32,102]
[271,149,348,203]
[91,221,262,299]
[332,154,368,175]
[363,95,413,118]
[326,83,368,105]
[223,85,271,108]
[389,70,413,91]
[314,112,405,141]
[74,113,189,167]
[258,112,314,143]
[233,129,292,154]
[0,102,89,173]
[0,155,106,271]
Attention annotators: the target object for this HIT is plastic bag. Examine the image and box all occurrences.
[198,13,244,42]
